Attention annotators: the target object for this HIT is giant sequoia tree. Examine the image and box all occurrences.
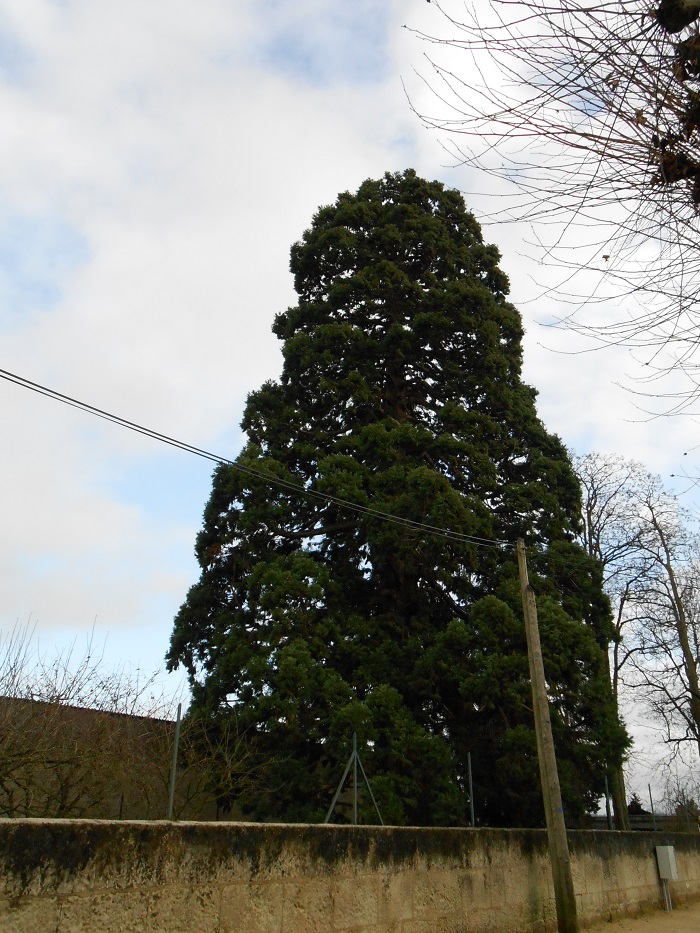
[168,170,627,826]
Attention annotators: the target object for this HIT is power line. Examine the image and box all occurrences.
[0,367,511,550]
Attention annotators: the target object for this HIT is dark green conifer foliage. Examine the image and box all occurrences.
[167,170,627,826]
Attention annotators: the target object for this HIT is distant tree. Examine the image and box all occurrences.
[624,486,700,760]
[572,452,660,828]
[661,764,700,832]
[168,170,627,827]
[573,454,700,791]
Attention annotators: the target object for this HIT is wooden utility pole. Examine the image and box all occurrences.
[516,539,578,933]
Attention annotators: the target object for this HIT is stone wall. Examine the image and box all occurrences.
[1,820,699,932]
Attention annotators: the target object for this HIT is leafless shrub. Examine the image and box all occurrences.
[0,622,253,819]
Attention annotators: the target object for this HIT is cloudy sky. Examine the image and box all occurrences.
[0,1,693,795]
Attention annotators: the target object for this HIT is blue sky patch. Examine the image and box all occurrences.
[20,552,66,579]
[0,16,34,85]
[98,444,225,530]
[0,212,90,326]
[251,1,391,86]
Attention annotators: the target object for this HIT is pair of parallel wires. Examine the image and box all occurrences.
[0,366,510,551]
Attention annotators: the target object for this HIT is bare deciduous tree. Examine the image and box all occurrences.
[625,491,700,759]
[574,454,700,805]
[411,2,700,412]
[574,454,656,699]
[573,452,659,827]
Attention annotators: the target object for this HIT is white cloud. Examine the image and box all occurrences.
[0,0,439,677]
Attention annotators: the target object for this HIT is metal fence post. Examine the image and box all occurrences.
[167,702,182,820]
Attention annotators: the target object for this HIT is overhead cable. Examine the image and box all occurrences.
[0,366,511,550]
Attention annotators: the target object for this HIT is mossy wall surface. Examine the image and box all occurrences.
[0,820,699,932]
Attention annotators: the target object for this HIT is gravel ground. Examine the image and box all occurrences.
[586,900,700,932]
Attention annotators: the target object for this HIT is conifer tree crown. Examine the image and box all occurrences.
[168,170,627,826]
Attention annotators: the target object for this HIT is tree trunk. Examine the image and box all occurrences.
[609,765,630,831]
[663,554,700,759]
[602,641,630,830]
[648,512,700,758]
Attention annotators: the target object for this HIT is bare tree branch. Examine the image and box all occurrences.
[413,2,700,413]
